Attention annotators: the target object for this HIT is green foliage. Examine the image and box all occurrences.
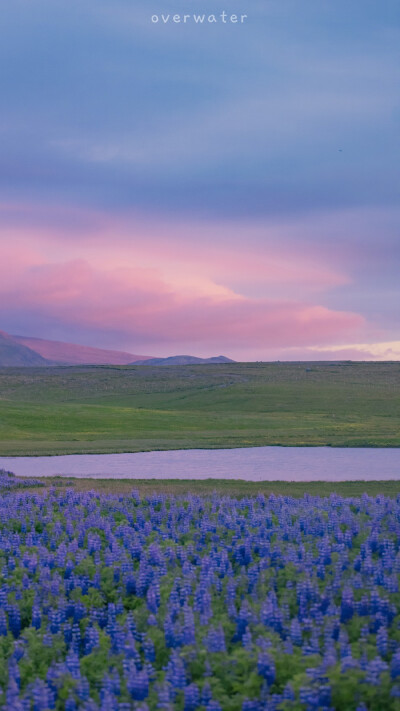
[0,361,399,455]
[19,628,66,687]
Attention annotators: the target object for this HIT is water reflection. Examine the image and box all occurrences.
[0,446,399,481]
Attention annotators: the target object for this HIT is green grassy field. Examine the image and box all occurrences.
[0,361,399,455]
[23,477,400,498]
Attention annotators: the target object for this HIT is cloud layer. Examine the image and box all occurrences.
[0,216,370,358]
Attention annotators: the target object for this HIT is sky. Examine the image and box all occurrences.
[0,0,399,360]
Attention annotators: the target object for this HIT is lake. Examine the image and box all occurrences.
[0,447,399,481]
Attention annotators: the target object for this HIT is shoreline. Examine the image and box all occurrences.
[10,476,400,498]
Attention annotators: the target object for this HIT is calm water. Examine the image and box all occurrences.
[0,447,399,481]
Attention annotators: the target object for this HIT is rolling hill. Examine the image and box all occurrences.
[13,335,151,366]
[0,329,235,367]
[0,331,49,366]
[0,361,398,455]
[0,330,234,367]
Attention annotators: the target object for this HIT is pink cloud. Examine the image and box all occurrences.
[1,204,382,356]
[0,253,365,350]
[0,204,349,297]
[95,216,350,295]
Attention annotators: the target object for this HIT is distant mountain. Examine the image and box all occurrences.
[0,329,234,367]
[13,335,152,366]
[0,331,49,367]
[132,355,235,366]
[0,330,152,366]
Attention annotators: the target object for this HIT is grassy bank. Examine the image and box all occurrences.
[28,477,400,498]
[0,361,399,455]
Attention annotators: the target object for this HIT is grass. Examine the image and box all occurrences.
[0,361,399,455]
[25,477,400,498]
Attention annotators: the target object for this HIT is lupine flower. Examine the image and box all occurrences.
[257,652,276,685]
[204,624,226,653]
[365,656,389,685]
[184,683,200,711]
[391,650,400,679]
[1,487,400,709]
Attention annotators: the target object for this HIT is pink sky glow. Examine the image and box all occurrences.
[1,206,394,360]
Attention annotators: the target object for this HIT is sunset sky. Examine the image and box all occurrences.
[0,0,399,360]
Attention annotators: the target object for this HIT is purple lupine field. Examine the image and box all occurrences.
[1,474,400,710]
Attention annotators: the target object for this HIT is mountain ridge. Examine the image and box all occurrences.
[0,331,234,367]
[0,331,50,367]
[13,335,151,366]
